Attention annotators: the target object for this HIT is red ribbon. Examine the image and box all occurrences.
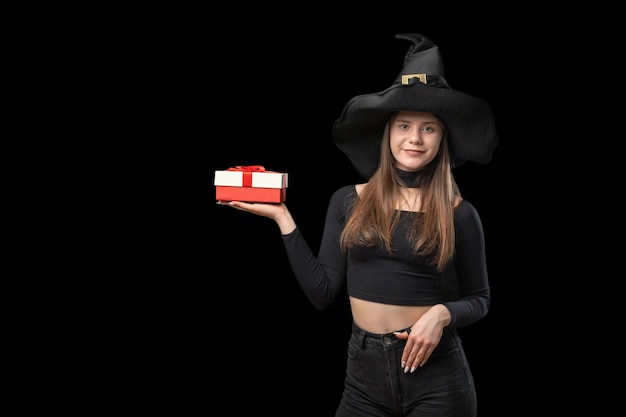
[227,165,266,172]
[227,165,266,187]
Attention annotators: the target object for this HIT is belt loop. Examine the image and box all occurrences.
[353,323,366,347]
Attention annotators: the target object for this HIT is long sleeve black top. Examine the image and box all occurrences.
[281,185,490,328]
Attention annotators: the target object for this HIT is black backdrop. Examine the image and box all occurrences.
[128,16,574,416]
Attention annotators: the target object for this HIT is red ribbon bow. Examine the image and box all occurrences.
[227,165,266,172]
[227,165,266,187]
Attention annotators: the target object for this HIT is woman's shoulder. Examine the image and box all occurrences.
[454,198,482,225]
[331,183,368,199]
[328,184,362,215]
[330,184,358,201]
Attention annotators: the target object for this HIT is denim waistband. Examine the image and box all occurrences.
[351,322,411,348]
[351,321,459,352]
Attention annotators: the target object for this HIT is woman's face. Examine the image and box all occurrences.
[389,111,444,172]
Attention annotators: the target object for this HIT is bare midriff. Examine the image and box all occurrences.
[349,296,433,334]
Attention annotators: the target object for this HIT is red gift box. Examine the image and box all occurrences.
[214,165,288,203]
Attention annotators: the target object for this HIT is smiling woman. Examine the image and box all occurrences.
[217,32,498,417]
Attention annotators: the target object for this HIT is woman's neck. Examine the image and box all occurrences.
[395,168,421,188]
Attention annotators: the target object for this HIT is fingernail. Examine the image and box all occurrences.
[404,366,409,373]
[401,361,406,367]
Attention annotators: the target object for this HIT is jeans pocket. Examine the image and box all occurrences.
[346,334,360,360]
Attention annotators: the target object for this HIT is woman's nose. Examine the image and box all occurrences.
[409,133,423,144]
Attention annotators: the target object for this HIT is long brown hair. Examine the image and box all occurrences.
[339,113,460,272]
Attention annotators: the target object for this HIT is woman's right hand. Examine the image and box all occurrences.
[217,201,296,234]
[217,200,285,220]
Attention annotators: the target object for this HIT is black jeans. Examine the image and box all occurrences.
[335,322,477,417]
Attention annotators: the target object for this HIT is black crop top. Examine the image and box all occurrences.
[281,185,490,328]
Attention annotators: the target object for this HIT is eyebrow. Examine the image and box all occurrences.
[395,118,439,124]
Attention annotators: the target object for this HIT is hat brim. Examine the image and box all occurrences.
[332,82,499,179]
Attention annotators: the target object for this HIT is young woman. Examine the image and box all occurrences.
[219,33,498,417]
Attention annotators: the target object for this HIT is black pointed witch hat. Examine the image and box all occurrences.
[332,33,499,179]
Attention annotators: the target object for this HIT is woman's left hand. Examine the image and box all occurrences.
[394,304,450,373]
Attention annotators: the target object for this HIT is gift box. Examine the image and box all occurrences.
[214,165,288,203]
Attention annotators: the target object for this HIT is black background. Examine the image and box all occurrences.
[122,13,590,416]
